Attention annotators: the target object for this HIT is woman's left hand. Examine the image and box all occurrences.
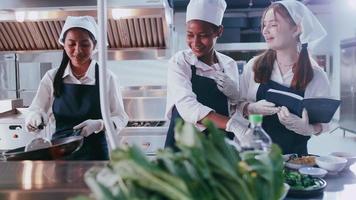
[74,119,104,137]
[277,106,320,136]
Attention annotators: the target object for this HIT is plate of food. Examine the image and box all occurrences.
[283,154,316,169]
[284,170,327,198]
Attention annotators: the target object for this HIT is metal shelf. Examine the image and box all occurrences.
[215,42,267,51]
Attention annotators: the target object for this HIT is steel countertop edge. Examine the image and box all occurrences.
[0,160,108,200]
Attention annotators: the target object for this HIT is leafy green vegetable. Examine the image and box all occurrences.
[84,120,285,200]
[284,170,320,190]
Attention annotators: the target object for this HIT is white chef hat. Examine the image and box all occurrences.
[274,0,326,47]
[58,16,98,46]
[186,0,227,26]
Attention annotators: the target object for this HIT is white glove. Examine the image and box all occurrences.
[277,106,318,136]
[247,100,280,116]
[225,116,249,142]
[74,119,104,137]
[25,111,48,132]
[214,71,239,103]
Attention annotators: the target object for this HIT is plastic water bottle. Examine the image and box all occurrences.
[240,114,272,152]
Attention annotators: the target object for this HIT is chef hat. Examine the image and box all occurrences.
[186,0,227,26]
[274,0,326,47]
[58,16,98,46]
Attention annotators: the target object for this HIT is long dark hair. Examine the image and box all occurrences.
[254,3,313,91]
[53,28,97,97]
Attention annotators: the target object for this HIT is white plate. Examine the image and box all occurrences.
[330,152,356,168]
[298,167,327,178]
[279,183,290,200]
[315,156,347,173]
[283,154,315,170]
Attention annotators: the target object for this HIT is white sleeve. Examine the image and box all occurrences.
[305,67,331,132]
[107,73,129,133]
[224,60,240,108]
[237,58,256,114]
[166,56,213,124]
[28,72,54,114]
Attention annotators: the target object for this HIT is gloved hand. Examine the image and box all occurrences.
[247,100,280,116]
[25,111,48,132]
[277,106,319,136]
[214,71,239,103]
[74,119,104,137]
[225,116,249,142]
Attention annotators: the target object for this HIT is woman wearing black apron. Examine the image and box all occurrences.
[238,0,330,155]
[25,16,128,160]
[165,0,248,149]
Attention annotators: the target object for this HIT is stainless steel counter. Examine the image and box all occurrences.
[0,161,107,200]
[0,161,355,200]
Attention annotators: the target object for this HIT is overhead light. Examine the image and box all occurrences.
[112,8,135,19]
[14,11,46,22]
[15,11,25,22]
[249,0,253,8]
[28,11,39,21]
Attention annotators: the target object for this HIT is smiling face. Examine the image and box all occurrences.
[186,20,222,59]
[262,5,299,51]
[63,28,96,68]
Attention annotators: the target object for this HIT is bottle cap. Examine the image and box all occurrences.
[249,114,263,124]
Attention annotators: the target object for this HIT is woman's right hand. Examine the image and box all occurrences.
[225,113,249,141]
[247,100,280,116]
[25,111,48,132]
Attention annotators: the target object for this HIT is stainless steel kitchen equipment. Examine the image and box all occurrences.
[339,38,356,134]
[0,54,17,100]
[1,129,83,161]
[0,161,107,200]
[2,161,356,200]
[0,0,173,105]
[0,51,59,105]
[0,108,38,151]
[0,0,173,60]
[0,98,23,113]
[122,85,167,121]
[120,85,168,155]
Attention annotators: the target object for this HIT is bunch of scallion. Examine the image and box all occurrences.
[83,120,285,200]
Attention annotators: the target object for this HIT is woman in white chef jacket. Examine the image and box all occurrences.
[239,0,330,155]
[165,0,247,148]
[25,16,128,160]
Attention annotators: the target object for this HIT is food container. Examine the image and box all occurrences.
[315,156,347,173]
[330,152,356,168]
[298,167,327,178]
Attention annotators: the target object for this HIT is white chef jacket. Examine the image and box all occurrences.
[28,60,128,134]
[238,55,331,132]
[166,49,239,129]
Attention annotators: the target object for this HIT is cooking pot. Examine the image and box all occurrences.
[0,128,83,161]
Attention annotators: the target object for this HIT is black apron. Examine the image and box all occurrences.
[52,64,109,160]
[165,65,234,149]
[256,80,310,155]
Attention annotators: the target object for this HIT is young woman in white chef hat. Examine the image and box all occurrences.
[25,16,128,160]
[238,0,330,155]
[165,0,248,148]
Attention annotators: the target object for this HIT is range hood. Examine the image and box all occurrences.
[0,0,173,59]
